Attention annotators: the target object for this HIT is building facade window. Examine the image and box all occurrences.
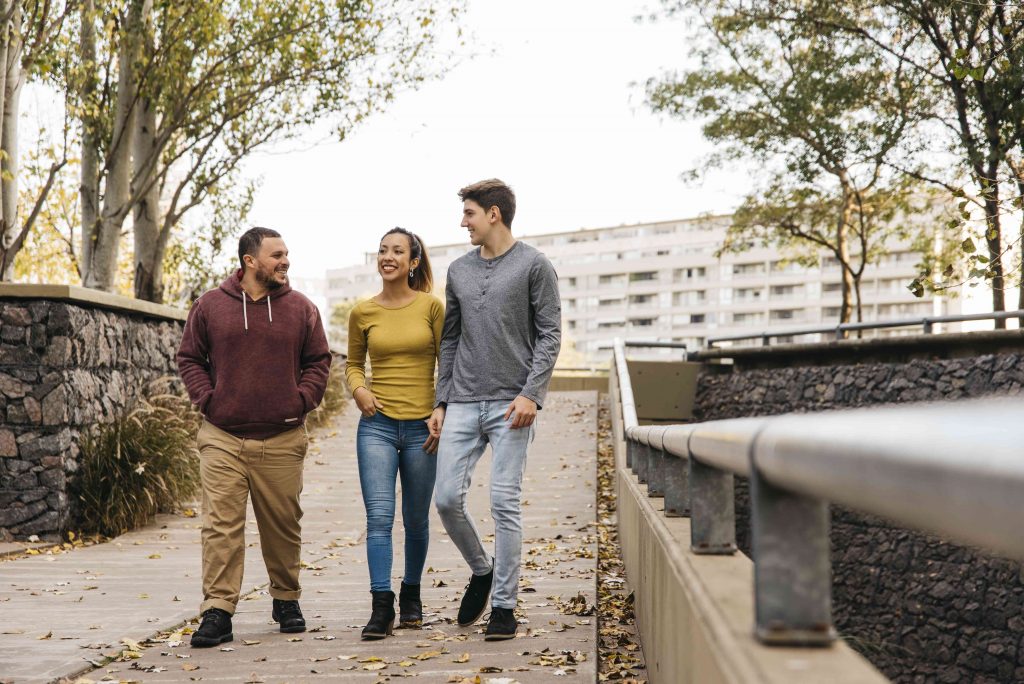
[629,271,658,282]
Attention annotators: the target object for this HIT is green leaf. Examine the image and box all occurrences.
[908,279,925,298]
[961,237,976,254]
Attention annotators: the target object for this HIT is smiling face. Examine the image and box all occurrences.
[461,199,499,246]
[248,237,289,290]
[377,232,419,284]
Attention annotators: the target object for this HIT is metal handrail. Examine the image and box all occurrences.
[706,308,1024,348]
[613,338,638,432]
[613,339,1024,647]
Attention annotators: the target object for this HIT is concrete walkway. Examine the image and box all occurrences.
[0,391,598,683]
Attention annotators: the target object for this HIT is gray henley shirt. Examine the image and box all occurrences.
[435,241,562,409]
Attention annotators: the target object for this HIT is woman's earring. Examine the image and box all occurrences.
[409,269,415,279]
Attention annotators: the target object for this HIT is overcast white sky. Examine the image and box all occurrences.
[242,0,747,280]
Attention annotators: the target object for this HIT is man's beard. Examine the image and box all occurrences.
[255,264,286,290]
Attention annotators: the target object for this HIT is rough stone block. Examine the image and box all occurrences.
[6,402,29,424]
[0,305,32,326]
[14,509,58,536]
[1,324,25,343]
[41,335,72,366]
[22,396,41,423]
[38,468,65,489]
[27,323,47,350]
[28,301,48,322]
[41,385,69,425]
[17,487,47,504]
[0,429,16,457]
[0,499,46,526]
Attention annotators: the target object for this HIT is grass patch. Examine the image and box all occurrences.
[70,378,201,538]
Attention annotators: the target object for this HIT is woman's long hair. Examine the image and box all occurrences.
[383,227,433,293]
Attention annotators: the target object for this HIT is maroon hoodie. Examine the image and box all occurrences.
[176,270,332,439]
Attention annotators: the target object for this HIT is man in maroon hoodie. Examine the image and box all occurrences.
[177,227,331,647]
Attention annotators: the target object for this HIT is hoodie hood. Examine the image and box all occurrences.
[219,269,293,332]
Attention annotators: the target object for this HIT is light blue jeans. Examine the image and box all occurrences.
[357,412,436,593]
[434,401,533,609]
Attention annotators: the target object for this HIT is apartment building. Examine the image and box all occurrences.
[325,215,956,360]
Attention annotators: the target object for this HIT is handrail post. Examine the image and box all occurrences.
[664,453,690,517]
[647,427,667,498]
[923,318,933,334]
[648,446,665,497]
[636,441,650,485]
[750,466,835,646]
[689,458,736,554]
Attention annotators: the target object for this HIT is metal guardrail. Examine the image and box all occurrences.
[706,308,1024,348]
[613,337,1024,647]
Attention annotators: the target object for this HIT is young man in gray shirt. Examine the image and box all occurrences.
[428,179,561,640]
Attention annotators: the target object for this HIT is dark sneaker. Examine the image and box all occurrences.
[272,599,306,633]
[457,568,493,627]
[484,607,518,641]
[190,608,233,647]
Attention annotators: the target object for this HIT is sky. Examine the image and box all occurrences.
[242,0,748,280]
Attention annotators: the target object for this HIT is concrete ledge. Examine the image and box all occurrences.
[693,329,1024,368]
[0,283,188,321]
[549,373,608,393]
[617,457,888,682]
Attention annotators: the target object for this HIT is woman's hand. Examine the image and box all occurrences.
[353,387,383,417]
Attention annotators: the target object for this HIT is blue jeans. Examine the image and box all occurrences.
[357,412,437,593]
[434,401,533,609]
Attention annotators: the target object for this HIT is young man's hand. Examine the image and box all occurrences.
[353,387,383,417]
[425,409,446,440]
[504,395,537,429]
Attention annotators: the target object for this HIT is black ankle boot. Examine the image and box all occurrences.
[398,582,422,628]
[361,590,396,640]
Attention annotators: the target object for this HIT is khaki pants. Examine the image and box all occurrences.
[196,420,308,615]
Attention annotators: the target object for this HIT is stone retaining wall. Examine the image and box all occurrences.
[693,336,1024,683]
[0,289,184,540]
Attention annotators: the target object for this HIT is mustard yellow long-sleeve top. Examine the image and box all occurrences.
[345,292,445,419]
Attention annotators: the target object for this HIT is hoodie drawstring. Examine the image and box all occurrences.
[241,291,273,332]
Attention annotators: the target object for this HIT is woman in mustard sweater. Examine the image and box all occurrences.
[346,227,444,640]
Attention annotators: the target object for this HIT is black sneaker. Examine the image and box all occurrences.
[190,608,233,647]
[272,599,306,633]
[457,568,493,627]
[484,607,518,641]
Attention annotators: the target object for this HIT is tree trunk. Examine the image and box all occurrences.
[83,1,145,292]
[0,2,22,280]
[78,0,101,286]
[0,1,12,278]
[132,0,164,302]
[982,181,1006,327]
[836,182,855,330]
[852,273,864,324]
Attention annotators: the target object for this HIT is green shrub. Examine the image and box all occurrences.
[71,378,201,538]
[305,355,349,431]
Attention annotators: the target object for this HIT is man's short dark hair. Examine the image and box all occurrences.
[459,179,516,229]
[238,227,281,271]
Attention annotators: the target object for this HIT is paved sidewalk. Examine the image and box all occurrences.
[0,391,598,683]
